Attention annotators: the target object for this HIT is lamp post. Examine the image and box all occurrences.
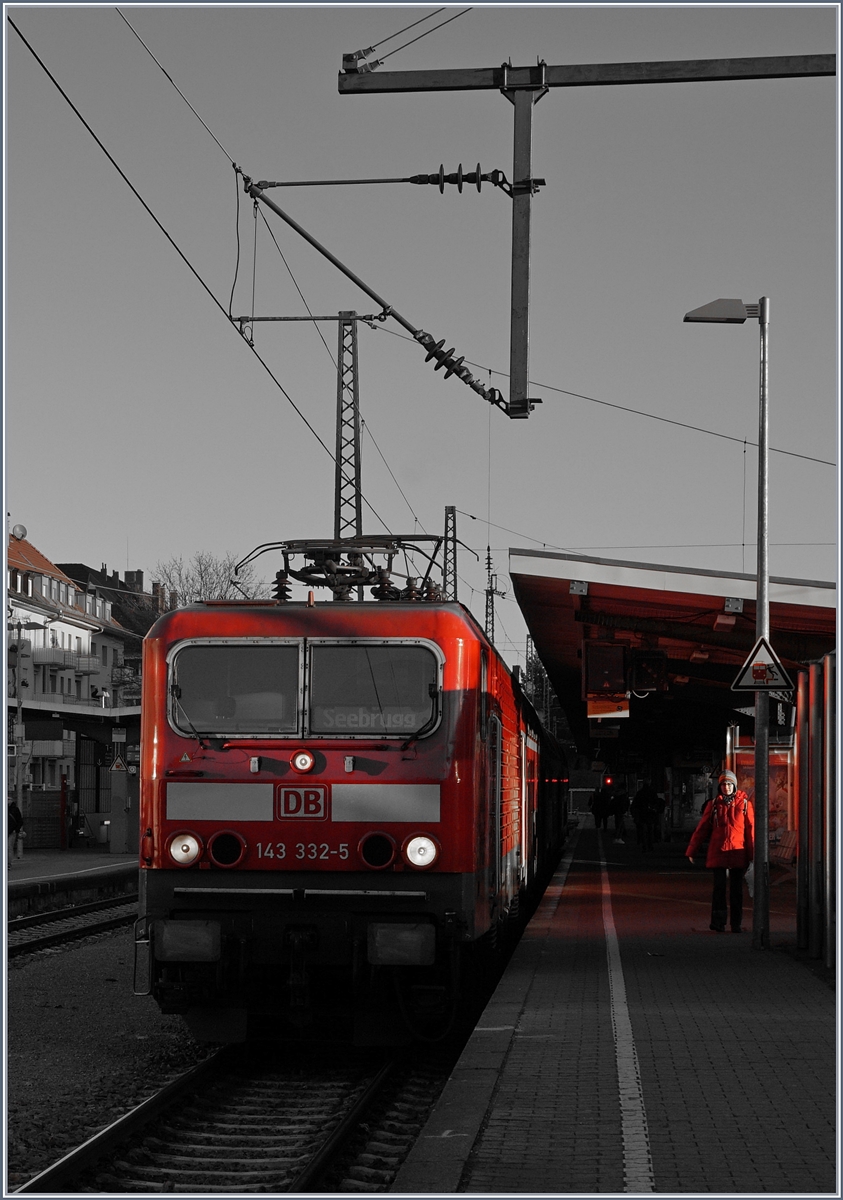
[683,296,771,950]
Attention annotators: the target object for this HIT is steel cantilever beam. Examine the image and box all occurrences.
[339,53,835,419]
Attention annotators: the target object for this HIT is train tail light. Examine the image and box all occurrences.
[168,832,203,866]
[359,832,396,870]
[207,831,247,868]
[403,835,439,870]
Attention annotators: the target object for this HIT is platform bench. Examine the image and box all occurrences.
[770,829,797,884]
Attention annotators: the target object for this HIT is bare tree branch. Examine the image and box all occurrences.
[154,551,269,606]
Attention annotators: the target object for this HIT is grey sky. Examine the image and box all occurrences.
[5,4,838,666]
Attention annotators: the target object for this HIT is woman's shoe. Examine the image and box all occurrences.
[709,923,726,932]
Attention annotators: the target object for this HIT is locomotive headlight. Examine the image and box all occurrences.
[404,835,439,869]
[290,749,315,773]
[168,832,203,866]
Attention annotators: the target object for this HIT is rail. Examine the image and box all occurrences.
[13,1049,396,1193]
[8,896,138,957]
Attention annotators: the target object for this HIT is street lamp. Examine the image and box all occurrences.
[683,296,771,950]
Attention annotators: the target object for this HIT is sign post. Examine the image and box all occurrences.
[108,753,129,853]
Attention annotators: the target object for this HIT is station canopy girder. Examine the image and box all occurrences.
[509,549,836,761]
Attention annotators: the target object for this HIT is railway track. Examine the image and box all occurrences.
[14,1045,411,1193]
[7,896,138,958]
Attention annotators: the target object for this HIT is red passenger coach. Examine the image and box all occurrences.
[135,588,567,1043]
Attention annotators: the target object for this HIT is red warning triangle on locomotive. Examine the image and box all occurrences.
[731,637,794,692]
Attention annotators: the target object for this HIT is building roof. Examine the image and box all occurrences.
[7,535,132,638]
[7,536,75,586]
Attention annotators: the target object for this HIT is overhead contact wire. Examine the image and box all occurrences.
[377,8,472,63]
[254,213,413,537]
[367,8,446,51]
[114,5,835,473]
[371,326,833,467]
[361,420,424,531]
[8,15,398,537]
[114,9,401,534]
[257,211,337,371]
[115,7,234,163]
[228,166,242,319]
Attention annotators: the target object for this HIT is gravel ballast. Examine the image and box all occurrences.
[6,927,206,1190]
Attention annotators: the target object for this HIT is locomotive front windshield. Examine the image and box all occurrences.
[171,644,299,734]
[309,644,437,735]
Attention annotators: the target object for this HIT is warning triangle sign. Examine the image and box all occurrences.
[731,637,794,692]
[109,754,127,773]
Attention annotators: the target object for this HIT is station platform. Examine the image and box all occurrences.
[393,826,836,1195]
[6,847,137,885]
[6,848,138,918]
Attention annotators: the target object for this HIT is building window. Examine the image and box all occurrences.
[76,637,81,653]
[76,679,82,699]
[101,645,108,667]
[50,675,57,694]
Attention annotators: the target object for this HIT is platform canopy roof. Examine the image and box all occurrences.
[509,548,837,761]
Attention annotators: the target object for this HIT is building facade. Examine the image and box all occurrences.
[6,530,158,850]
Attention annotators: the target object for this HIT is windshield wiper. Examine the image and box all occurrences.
[400,684,439,751]
[170,681,207,748]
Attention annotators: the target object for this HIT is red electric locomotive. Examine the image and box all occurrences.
[134,540,567,1043]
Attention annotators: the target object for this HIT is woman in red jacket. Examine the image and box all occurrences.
[686,771,754,933]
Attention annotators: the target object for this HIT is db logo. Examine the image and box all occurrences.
[277,786,327,820]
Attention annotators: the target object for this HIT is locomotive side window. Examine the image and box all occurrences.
[309,644,438,736]
[171,644,300,735]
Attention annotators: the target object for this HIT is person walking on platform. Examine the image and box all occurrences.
[686,771,754,933]
[610,786,629,844]
[8,799,24,866]
[631,781,662,852]
[589,785,611,832]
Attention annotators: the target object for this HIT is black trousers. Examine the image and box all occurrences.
[635,820,655,851]
[711,867,745,931]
